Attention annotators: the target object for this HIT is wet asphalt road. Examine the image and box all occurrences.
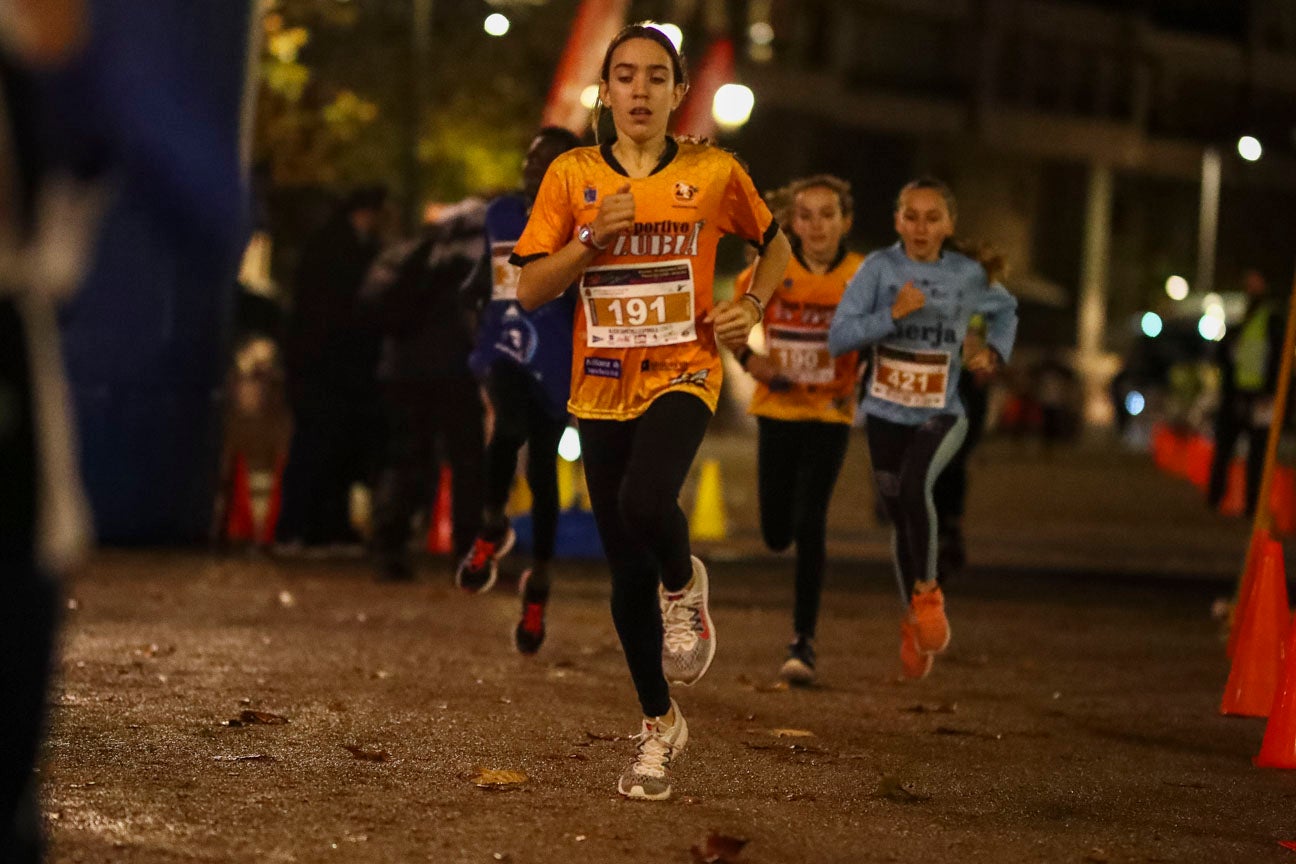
[39,550,1296,863]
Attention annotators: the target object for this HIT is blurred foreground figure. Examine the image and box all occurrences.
[0,5,94,860]
[1,1,251,858]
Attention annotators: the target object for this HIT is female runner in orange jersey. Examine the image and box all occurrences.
[732,175,863,687]
[511,23,791,800]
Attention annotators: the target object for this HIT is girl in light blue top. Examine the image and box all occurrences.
[828,177,1017,680]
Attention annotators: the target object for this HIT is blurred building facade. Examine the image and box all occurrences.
[728,0,1296,422]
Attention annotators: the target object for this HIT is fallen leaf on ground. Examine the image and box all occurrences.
[933,726,1002,740]
[212,754,274,762]
[903,702,957,714]
[1280,841,1296,852]
[584,730,621,742]
[1084,849,1109,863]
[471,768,528,789]
[690,832,748,863]
[768,728,814,738]
[343,744,390,762]
[873,775,930,804]
[742,740,826,755]
[735,674,788,693]
[235,710,288,725]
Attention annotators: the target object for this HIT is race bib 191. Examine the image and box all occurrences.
[870,344,950,409]
[767,325,833,385]
[581,259,696,348]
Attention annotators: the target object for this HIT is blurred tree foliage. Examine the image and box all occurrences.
[253,0,586,205]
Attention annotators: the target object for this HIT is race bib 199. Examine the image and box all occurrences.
[870,345,950,409]
[581,259,696,348]
[767,325,833,385]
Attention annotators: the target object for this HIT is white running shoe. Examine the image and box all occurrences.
[616,698,689,801]
[660,556,717,686]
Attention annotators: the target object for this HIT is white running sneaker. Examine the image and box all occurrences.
[660,556,717,686]
[616,698,689,801]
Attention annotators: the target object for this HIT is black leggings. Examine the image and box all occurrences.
[866,413,967,603]
[579,392,712,718]
[756,417,849,639]
[484,363,567,569]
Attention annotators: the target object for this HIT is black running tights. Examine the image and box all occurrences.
[484,362,567,571]
[578,392,712,718]
[865,413,967,603]
[756,417,849,639]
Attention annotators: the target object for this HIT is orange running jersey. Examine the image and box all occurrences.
[740,249,864,424]
[511,138,776,421]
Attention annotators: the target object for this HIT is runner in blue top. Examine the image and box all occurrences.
[828,177,1017,680]
[458,126,582,655]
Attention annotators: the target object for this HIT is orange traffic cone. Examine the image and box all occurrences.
[224,453,255,542]
[425,464,454,555]
[1221,538,1290,717]
[258,455,285,547]
[1256,618,1296,768]
[1187,436,1214,489]
[1220,460,1247,517]
[1229,529,1272,659]
[1150,424,1171,472]
[1273,466,1296,536]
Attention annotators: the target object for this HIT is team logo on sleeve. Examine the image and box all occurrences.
[667,368,710,387]
[673,182,697,203]
[583,186,598,204]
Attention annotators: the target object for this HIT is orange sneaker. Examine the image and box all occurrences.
[909,582,950,654]
[900,617,933,680]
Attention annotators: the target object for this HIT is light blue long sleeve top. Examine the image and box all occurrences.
[828,243,1018,425]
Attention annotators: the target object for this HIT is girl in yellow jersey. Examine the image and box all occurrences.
[732,175,863,687]
[512,23,791,801]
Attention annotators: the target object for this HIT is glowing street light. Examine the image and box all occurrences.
[1125,391,1146,416]
[484,13,509,37]
[580,84,599,110]
[558,426,582,462]
[1198,314,1226,342]
[1140,311,1163,338]
[650,22,683,52]
[1238,135,1263,162]
[712,83,754,130]
[1164,275,1189,301]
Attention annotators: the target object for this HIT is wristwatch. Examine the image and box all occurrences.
[577,223,608,251]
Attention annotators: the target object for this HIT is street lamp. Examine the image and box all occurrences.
[1165,275,1189,301]
[712,83,754,130]
[1238,135,1263,162]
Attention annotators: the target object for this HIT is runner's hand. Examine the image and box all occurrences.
[707,298,760,351]
[591,183,634,247]
[744,353,779,384]
[891,281,925,320]
[965,346,999,374]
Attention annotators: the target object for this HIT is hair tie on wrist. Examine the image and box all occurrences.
[739,292,764,322]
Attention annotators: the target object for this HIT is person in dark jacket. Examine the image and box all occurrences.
[364,199,491,581]
[276,186,387,551]
[1207,269,1285,517]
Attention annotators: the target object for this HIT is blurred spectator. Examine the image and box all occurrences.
[1030,350,1081,445]
[1207,269,1283,517]
[276,186,388,552]
[363,199,490,581]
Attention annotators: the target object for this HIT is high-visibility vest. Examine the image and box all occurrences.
[1234,305,1272,392]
